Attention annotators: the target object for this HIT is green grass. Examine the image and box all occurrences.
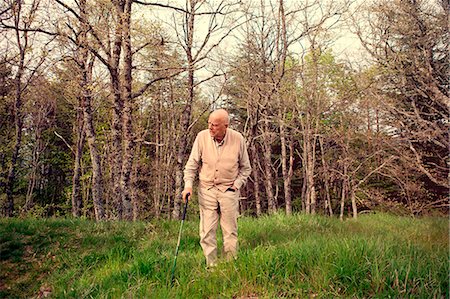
[0,213,448,298]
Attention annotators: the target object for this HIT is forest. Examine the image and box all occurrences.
[0,0,448,220]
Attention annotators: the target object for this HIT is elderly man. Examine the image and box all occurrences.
[182,109,252,267]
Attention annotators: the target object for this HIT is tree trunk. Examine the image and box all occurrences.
[78,0,105,221]
[246,98,261,216]
[250,142,262,216]
[303,112,318,215]
[279,107,293,215]
[301,166,307,212]
[262,116,276,214]
[350,186,357,219]
[303,125,310,214]
[153,95,163,218]
[132,142,141,221]
[319,137,333,216]
[274,0,291,215]
[167,97,177,219]
[287,137,294,212]
[110,0,125,219]
[173,0,196,219]
[5,94,23,217]
[120,0,135,220]
[339,164,348,221]
[25,131,43,211]
[280,120,291,215]
[82,92,105,221]
[71,108,85,217]
[4,6,27,216]
[110,69,124,218]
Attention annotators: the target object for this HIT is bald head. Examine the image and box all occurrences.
[209,109,229,125]
[208,109,229,142]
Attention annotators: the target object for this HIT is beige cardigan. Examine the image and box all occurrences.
[184,128,252,192]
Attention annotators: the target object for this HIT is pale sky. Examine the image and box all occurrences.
[134,0,368,105]
[135,0,366,62]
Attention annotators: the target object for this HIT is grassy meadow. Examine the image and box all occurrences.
[0,213,448,298]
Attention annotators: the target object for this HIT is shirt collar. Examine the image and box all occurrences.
[213,129,227,146]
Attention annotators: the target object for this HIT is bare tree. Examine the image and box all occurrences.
[135,0,242,218]
[293,0,348,214]
[56,0,180,220]
[24,78,55,212]
[350,0,449,191]
[275,0,295,215]
[1,0,50,216]
[55,0,107,220]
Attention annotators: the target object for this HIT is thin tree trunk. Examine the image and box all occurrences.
[82,92,105,221]
[350,187,357,219]
[306,146,316,215]
[132,142,140,221]
[319,137,333,216]
[79,0,105,221]
[4,5,27,216]
[111,69,124,219]
[25,133,42,211]
[303,125,310,214]
[250,142,262,216]
[287,137,294,212]
[110,0,125,219]
[340,164,347,221]
[153,95,162,218]
[71,108,85,217]
[167,99,177,219]
[280,117,292,215]
[247,98,261,216]
[303,112,318,215]
[301,168,307,212]
[262,116,276,214]
[120,0,135,220]
[276,0,291,215]
[174,0,196,219]
[303,41,321,215]
[278,109,293,215]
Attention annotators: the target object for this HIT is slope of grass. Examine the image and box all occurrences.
[0,213,448,298]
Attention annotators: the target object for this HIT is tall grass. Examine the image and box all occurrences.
[1,213,447,298]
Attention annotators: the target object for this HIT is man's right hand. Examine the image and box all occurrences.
[182,188,192,203]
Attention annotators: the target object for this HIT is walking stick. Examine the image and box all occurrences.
[170,193,190,286]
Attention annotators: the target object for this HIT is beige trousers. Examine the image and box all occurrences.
[198,186,239,266]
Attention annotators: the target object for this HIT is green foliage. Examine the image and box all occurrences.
[0,213,447,298]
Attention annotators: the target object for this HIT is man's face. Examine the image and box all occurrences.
[208,114,227,140]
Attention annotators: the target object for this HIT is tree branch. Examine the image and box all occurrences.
[131,68,185,99]
[54,131,74,154]
[132,1,188,13]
